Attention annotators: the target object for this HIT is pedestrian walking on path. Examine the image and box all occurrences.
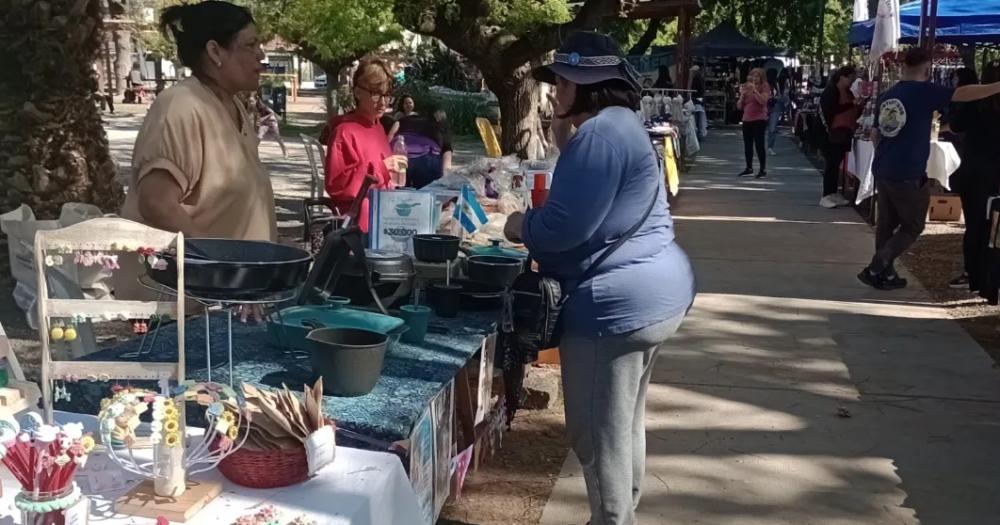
[505,31,695,525]
[766,68,790,156]
[737,68,772,179]
[819,65,860,209]
[251,93,287,157]
[860,47,1000,290]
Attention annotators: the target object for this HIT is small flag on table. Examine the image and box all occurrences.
[453,184,488,234]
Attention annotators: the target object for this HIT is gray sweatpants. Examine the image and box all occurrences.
[560,313,686,525]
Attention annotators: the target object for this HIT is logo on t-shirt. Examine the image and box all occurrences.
[878,98,907,138]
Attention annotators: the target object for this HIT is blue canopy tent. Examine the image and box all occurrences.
[849,0,1000,46]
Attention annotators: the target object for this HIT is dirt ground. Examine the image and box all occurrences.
[439,403,569,525]
[898,220,1000,365]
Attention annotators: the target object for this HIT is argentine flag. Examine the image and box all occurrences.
[452,184,489,234]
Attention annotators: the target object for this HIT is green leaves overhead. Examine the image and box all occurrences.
[246,0,399,66]
[696,0,853,63]
[486,0,573,34]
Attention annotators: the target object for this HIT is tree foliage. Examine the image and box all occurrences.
[394,0,636,157]
[246,0,399,74]
[695,0,853,65]
[605,17,678,55]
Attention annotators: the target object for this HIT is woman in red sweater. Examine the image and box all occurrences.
[324,59,407,232]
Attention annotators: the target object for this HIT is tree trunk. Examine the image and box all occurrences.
[628,18,665,56]
[0,0,124,218]
[114,29,132,96]
[817,0,827,77]
[153,58,165,94]
[485,65,541,160]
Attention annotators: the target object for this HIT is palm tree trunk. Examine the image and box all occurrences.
[0,0,124,218]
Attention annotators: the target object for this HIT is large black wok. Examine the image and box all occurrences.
[149,238,312,298]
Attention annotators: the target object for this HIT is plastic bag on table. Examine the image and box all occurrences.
[497,192,528,216]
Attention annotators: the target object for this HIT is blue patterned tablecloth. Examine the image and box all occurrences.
[57,309,496,448]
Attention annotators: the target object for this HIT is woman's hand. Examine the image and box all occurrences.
[236,304,264,324]
[383,155,408,173]
[547,93,574,150]
[504,212,525,243]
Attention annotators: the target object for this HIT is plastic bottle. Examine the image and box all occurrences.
[392,136,408,187]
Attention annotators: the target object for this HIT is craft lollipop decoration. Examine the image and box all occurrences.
[97,382,248,497]
[0,412,96,525]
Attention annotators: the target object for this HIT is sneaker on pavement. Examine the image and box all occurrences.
[857,268,887,290]
[738,168,754,177]
[948,273,970,289]
[756,170,767,179]
[832,194,851,206]
[768,148,776,156]
[819,195,839,209]
[882,274,908,290]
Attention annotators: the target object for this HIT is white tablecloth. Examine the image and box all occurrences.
[846,139,961,204]
[0,412,422,525]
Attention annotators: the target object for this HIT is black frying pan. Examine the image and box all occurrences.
[149,238,312,298]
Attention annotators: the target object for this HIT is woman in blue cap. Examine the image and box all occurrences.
[505,31,695,525]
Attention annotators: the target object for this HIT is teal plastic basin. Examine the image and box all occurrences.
[267,305,405,352]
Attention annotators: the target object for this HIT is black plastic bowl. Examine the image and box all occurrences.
[149,239,312,297]
[466,255,523,288]
[306,327,389,397]
[412,234,460,263]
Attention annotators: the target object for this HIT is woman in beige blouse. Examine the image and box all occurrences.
[117,1,276,300]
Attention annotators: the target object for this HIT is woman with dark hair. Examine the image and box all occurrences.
[504,31,695,525]
[395,105,453,188]
[818,64,859,208]
[323,59,406,233]
[653,64,673,89]
[121,0,274,240]
[766,68,789,155]
[116,0,275,314]
[386,94,417,141]
[737,67,772,178]
[945,68,1000,291]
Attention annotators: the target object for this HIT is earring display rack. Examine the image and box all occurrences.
[34,218,187,423]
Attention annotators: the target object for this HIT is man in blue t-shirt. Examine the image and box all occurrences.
[859,47,1000,290]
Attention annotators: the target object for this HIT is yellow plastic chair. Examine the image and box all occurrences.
[663,139,680,196]
[476,117,503,158]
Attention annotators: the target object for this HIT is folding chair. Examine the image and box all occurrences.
[475,118,503,158]
[300,134,333,243]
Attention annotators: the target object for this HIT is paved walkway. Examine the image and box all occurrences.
[540,130,1000,525]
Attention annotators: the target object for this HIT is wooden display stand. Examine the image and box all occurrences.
[116,479,222,522]
[34,218,217,521]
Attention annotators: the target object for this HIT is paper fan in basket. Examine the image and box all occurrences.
[218,378,336,489]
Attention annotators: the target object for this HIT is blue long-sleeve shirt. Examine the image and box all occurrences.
[522,106,696,337]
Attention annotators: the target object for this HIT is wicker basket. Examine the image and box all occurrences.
[218,445,309,489]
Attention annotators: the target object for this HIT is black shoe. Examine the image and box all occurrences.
[756,170,767,179]
[948,273,970,289]
[738,168,754,177]
[857,268,887,290]
[883,274,908,290]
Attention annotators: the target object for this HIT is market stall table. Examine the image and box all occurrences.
[0,412,422,525]
[57,310,497,449]
[846,138,961,204]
